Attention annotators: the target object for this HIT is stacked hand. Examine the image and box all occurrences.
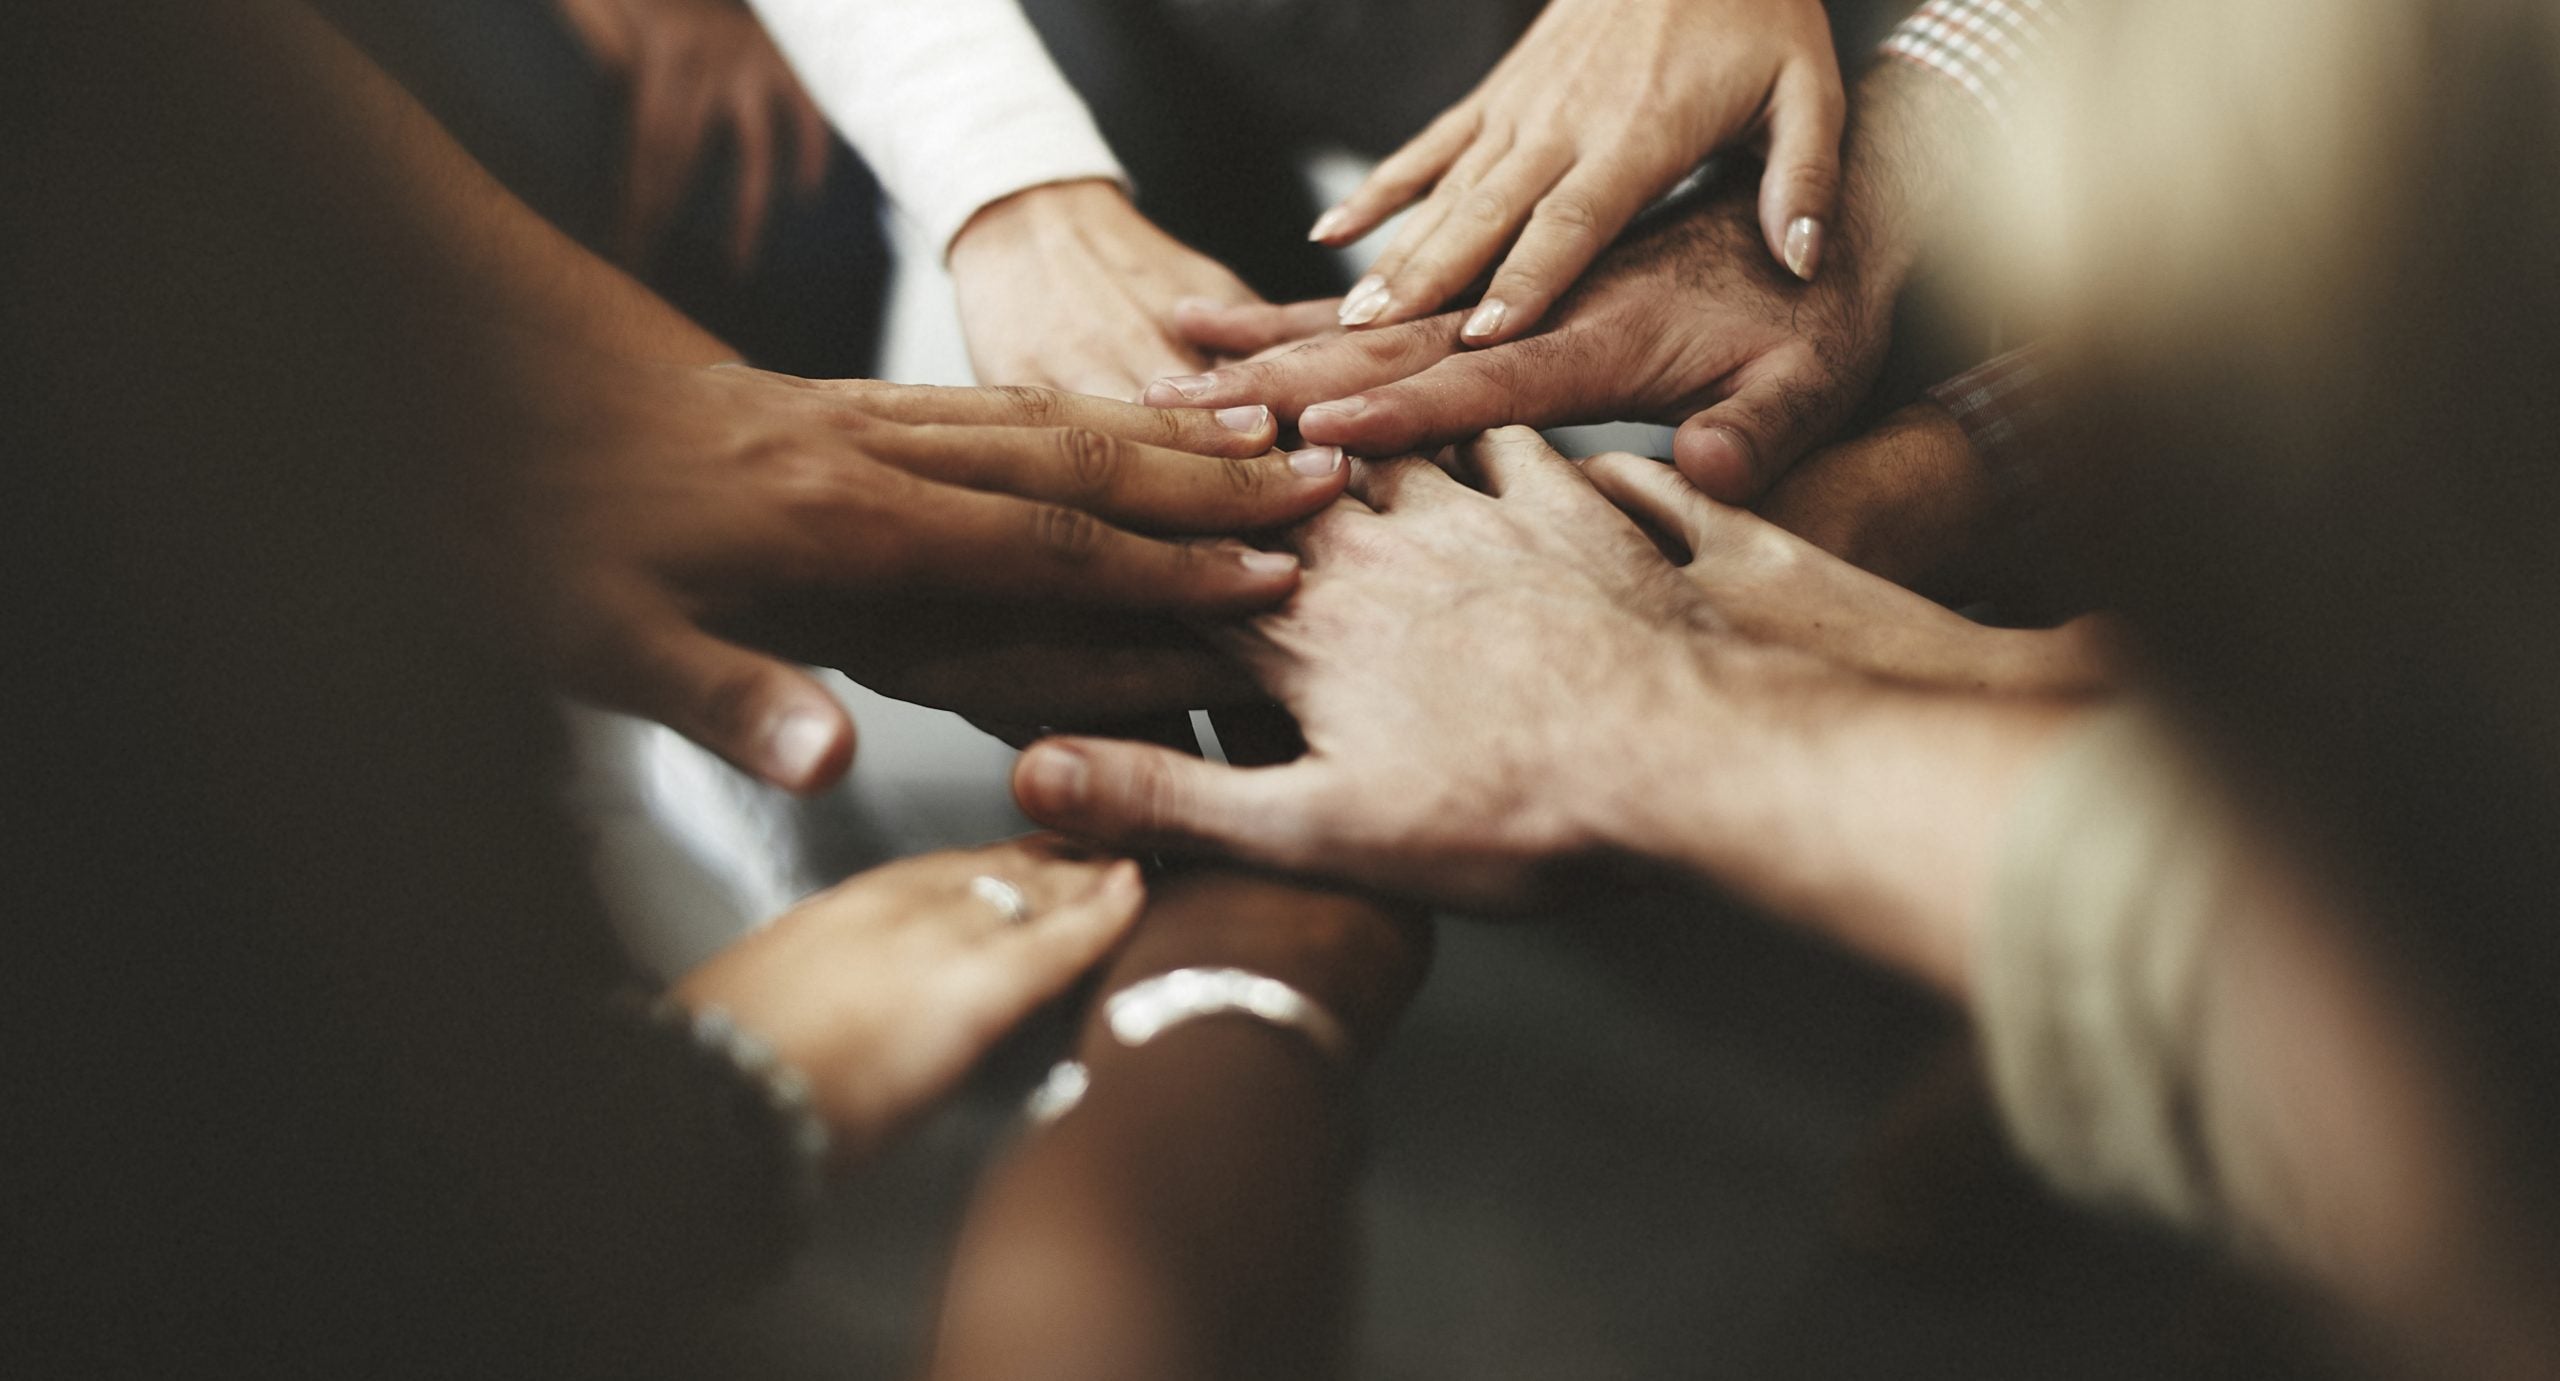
[554,0,831,271]
[949,179,1264,401]
[482,354,1348,792]
[675,838,1144,1165]
[1313,0,1844,341]
[1010,430,2094,910]
[1158,183,1894,502]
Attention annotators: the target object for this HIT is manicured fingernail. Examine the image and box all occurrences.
[1288,445,1345,477]
[1216,404,1271,434]
[1302,396,1368,428]
[1023,744,1090,808]
[762,708,836,786]
[1309,207,1352,243]
[1463,297,1509,340]
[1784,217,1824,281]
[1338,276,1389,327]
[1149,374,1216,404]
[1238,548,1299,577]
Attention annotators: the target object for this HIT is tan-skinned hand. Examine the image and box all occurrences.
[675,838,1143,1166]
[1316,0,1843,342]
[484,355,1348,792]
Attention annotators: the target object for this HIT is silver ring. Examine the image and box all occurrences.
[969,874,1031,925]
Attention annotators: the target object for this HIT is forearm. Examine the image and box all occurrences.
[1619,648,2079,995]
[1829,51,2003,313]
[264,1,732,364]
[928,873,1429,1381]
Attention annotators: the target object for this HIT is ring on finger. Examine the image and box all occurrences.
[970,874,1032,926]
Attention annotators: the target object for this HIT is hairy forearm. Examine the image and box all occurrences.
[263,1,732,365]
[928,874,1428,1381]
[1831,53,2003,309]
[1618,649,2078,995]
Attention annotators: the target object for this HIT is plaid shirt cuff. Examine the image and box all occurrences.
[1880,0,2078,128]
[1929,344,2065,575]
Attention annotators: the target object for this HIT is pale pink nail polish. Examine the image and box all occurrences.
[1309,207,1352,243]
[1783,217,1824,281]
[1462,298,1509,340]
[1338,281,1391,327]
[1238,549,1299,577]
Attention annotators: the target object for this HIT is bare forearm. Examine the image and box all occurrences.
[928,874,1428,1381]
[1620,649,2078,996]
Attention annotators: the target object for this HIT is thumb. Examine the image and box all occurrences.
[601,616,856,793]
[1011,737,1317,866]
[1759,63,1846,282]
[1672,375,1827,503]
[1170,296,1343,360]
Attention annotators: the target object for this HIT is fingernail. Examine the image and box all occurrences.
[1338,276,1390,327]
[1289,445,1345,477]
[1172,295,1223,317]
[1237,549,1299,577]
[1302,396,1368,428]
[1309,207,1352,243]
[763,708,836,787]
[1462,297,1509,340]
[1216,404,1272,434]
[1103,859,1143,899]
[1023,744,1091,809]
[1150,374,1217,403]
[1784,217,1824,281]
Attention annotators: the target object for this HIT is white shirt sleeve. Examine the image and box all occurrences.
[744,0,1130,259]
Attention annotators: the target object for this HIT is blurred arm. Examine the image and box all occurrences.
[927,873,1431,1381]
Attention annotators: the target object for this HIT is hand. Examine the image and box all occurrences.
[1013,429,1738,909]
[1009,429,2099,909]
[1752,397,1998,594]
[674,838,1144,1166]
[481,354,1349,791]
[554,0,831,270]
[948,180,1262,401]
[1315,0,1843,341]
[1157,180,1894,501]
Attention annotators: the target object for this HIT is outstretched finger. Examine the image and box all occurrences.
[1296,332,1588,455]
[1760,60,1847,282]
[866,423,1347,533]
[1341,133,1519,328]
[1361,144,1574,331]
[1012,737,1327,869]
[587,605,856,794]
[1173,297,1343,359]
[986,859,1145,1001]
[1141,313,1469,419]
[1580,449,1722,558]
[1310,106,1479,246]
[857,478,1304,614]
[1467,166,1650,344]
[817,379,1282,457]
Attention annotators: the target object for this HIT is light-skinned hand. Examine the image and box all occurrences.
[1314,0,1843,341]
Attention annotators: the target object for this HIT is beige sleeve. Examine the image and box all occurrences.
[1973,705,2262,1241]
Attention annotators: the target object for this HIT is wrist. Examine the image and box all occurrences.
[946,177,1130,268]
[1832,58,1995,308]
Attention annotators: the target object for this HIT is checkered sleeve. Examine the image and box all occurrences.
[1880,1,2080,128]
[1929,344,2067,580]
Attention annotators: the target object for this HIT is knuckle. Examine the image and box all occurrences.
[1057,427,1125,500]
[1218,456,1269,500]
[1027,503,1107,565]
[1453,187,1514,228]
[1533,190,1604,239]
[992,384,1062,426]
